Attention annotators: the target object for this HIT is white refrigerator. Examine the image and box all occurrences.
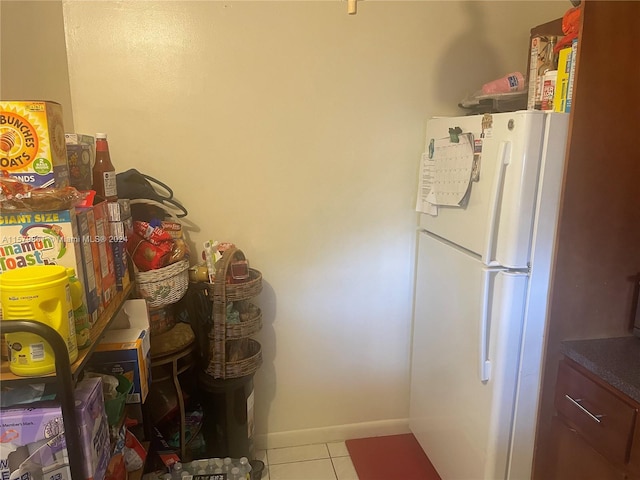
[409,110,569,480]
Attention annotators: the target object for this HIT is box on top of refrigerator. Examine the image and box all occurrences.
[0,101,70,188]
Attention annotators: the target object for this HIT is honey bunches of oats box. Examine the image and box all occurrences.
[0,101,70,188]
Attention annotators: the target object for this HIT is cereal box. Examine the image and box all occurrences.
[75,208,101,325]
[106,199,131,222]
[0,210,82,275]
[110,217,132,291]
[89,300,151,405]
[0,101,70,188]
[65,133,95,191]
[0,209,91,332]
[92,201,116,309]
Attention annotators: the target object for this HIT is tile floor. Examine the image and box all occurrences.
[255,441,359,480]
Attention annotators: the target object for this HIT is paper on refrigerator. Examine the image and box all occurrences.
[416,133,474,215]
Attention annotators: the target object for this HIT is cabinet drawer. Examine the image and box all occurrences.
[550,416,626,480]
[555,360,637,465]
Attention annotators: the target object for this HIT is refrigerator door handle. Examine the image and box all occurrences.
[480,268,495,383]
[483,141,511,266]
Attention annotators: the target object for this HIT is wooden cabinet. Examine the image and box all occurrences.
[555,359,636,465]
[550,416,625,480]
[550,358,640,479]
[533,1,640,477]
[628,418,640,478]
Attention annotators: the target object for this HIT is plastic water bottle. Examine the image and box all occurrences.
[229,467,242,480]
[222,457,233,473]
[481,72,525,95]
[239,457,252,477]
[171,462,183,480]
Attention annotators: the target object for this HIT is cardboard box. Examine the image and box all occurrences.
[0,101,70,188]
[88,300,151,404]
[107,199,131,222]
[111,240,132,291]
[108,210,132,291]
[109,216,133,240]
[526,35,560,110]
[65,133,95,191]
[0,209,90,323]
[92,201,116,309]
[527,18,564,111]
[75,209,101,325]
[0,377,110,480]
[565,38,578,113]
[553,47,572,113]
[76,207,104,318]
[64,133,94,145]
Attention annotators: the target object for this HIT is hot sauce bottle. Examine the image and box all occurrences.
[92,133,117,201]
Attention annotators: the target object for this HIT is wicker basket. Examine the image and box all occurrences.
[219,304,263,339]
[210,337,263,379]
[205,247,263,379]
[135,258,190,308]
[129,199,190,308]
[206,268,263,301]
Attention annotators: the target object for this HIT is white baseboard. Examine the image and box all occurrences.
[254,418,410,451]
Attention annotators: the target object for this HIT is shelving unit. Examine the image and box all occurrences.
[205,247,263,380]
[205,248,262,379]
[0,282,134,480]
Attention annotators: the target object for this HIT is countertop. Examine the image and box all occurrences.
[561,336,640,404]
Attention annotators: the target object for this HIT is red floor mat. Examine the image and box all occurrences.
[345,433,441,480]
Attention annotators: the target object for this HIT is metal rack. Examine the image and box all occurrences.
[0,283,134,480]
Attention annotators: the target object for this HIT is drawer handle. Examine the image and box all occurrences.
[565,394,603,423]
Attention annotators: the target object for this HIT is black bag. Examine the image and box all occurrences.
[116,169,188,218]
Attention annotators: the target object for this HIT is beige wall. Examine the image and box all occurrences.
[2,0,568,448]
[0,0,75,129]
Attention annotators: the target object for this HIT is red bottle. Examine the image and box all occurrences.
[92,133,117,201]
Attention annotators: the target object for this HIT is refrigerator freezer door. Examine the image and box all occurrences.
[409,231,527,479]
[506,111,570,479]
[419,111,561,268]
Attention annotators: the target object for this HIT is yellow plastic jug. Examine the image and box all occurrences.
[1,265,78,376]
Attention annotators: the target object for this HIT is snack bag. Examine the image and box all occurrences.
[127,232,173,271]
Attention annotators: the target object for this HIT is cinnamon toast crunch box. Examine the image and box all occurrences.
[0,101,70,188]
[0,209,91,346]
